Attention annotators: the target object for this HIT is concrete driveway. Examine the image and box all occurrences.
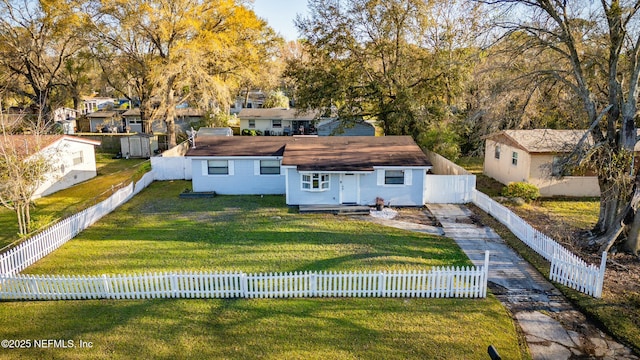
[373,204,637,359]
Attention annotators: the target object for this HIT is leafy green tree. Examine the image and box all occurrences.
[288,0,485,156]
[0,98,57,236]
[0,0,90,126]
[97,0,278,147]
[263,90,290,108]
[483,0,640,254]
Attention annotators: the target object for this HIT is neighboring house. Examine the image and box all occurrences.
[122,108,206,134]
[82,97,116,115]
[230,90,266,113]
[122,108,144,133]
[53,107,79,134]
[186,136,432,206]
[316,119,376,136]
[87,111,122,132]
[238,108,320,135]
[1,135,101,199]
[483,129,607,197]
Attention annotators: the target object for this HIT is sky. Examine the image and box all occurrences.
[251,0,310,41]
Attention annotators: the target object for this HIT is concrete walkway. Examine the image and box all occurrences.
[376,204,638,360]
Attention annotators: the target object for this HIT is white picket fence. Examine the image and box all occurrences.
[0,254,489,301]
[472,190,606,298]
[0,171,156,276]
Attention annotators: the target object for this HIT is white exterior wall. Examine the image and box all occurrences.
[34,139,98,199]
[191,158,285,194]
[285,168,427,206]
[239,119,293,135]
[285,169,341,205]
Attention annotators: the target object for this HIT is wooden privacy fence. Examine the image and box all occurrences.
[0,171,155,276]
[0,254,488,301]
[473,190,606,298]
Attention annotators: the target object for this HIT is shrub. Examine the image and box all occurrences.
[501,182,540,201]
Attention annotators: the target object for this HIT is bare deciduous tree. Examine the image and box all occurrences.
[484,0,640,253]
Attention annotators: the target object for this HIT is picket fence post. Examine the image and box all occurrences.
[595,251,608,298]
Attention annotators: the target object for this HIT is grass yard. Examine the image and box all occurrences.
[2,181,526,359]
[0,154,149,249]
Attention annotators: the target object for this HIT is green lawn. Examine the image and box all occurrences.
[2,181,526,359]
[535,198,599,229]
[0,154,149,249]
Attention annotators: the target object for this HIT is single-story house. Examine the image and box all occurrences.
[82,97,116,115]
[316,119,376,136]
[238,108,320,136]
[483,129,608,197]
[186,136,432,206]
[1,135,101,199]
[87,111,122,132]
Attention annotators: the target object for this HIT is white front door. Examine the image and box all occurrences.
[341,174,358,204]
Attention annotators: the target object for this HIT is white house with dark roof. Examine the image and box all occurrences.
[483,129,611,197]
[185,136,433,206]
[238,108,320,135]
[1,135,101,199]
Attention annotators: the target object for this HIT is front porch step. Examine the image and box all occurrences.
[299,204,371,215]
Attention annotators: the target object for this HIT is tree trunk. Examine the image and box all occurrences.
[594,184,620,235]
[625,210,640,255]
[165,84,177,148]
[140,99,151,134]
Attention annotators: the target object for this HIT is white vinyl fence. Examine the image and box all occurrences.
[150,156,191,180]
[0,171,156,276]
[473,190,606,298]
[425,175,476,204]
[0,254,489,301]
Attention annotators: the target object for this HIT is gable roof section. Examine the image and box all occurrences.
[186,136,431,172]
[485,129,595,153]
[282,136,431,171]
[0,135,101,158]
[238,108,319,121]
[186,137,291,157]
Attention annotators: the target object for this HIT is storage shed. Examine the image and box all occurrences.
[120,134,159,158]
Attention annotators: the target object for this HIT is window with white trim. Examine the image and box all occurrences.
[260,160,280,175]
[511,152,518,166]
[384,170,405,185]
[302,173,330,191]
[208,160,229,175]
[72,151,84,166]
[272,119,282,128]
[248,119,255,128]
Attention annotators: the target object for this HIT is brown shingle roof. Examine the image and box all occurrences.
[485,129,595,153]
[282,136,431,171]
[186,137,291,157]
[186,136,432,171]
[0,135,100,158]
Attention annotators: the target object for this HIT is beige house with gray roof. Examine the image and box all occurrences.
[483,129,601,197]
